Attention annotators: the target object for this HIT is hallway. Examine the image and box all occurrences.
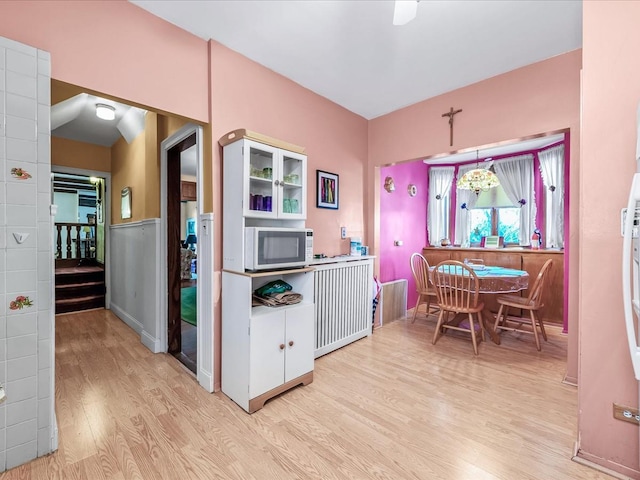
[0,310,612,480]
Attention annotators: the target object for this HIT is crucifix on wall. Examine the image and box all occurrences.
[441,107,462,146]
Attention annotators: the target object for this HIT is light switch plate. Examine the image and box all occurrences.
[341,227,346,239]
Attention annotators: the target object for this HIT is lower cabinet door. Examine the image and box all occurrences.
[284,304,314,383]
[250,310,285,398]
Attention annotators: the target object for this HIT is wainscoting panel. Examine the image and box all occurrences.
[110,219,161,352]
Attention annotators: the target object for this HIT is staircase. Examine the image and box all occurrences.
[55,260,105,314]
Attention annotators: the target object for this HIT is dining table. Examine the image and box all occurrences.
[429,264,529,344]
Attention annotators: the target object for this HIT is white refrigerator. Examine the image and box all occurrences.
[622,104,640,390]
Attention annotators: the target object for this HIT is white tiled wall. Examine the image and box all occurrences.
[0,36,53,472]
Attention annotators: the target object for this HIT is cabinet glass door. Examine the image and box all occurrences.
[279,151,306,219]
[246,142,277,217]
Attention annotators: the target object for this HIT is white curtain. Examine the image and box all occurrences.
[427,166,455,246]
[493,154,536,246]
[454,163,480,246]
[538,144,564,248]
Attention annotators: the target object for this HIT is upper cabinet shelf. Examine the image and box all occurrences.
[221,132,307,220]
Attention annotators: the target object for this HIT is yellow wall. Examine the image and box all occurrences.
[52,137,111,172]
[111,125,146,224]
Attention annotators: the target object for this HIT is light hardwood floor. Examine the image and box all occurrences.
[0,309,614,480]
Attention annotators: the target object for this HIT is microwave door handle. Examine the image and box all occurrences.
[622,172,640,380]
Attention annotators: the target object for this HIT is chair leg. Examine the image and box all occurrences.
[529,310,541,351]
[432,310,445,345]
[411,295,422,323]
[536,312,548,341]
[478,312,486,343]
[468,313,479,355]
[494,304,505,332]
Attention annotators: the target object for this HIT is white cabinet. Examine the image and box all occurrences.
[222,135,307,221]
[221,268,314,413]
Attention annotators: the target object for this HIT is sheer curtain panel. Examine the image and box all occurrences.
[427,166,455,246]
[538,144,565,248]
[454,163,480,246]
[493,154,536,246]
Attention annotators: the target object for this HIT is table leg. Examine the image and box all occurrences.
[480,308,500,345]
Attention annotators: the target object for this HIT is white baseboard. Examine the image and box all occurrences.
[110,302,143,335]
[141,330,162,353]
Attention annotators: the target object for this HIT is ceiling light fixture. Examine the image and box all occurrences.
[95,104,115,121]
[456,151,500,195]
[393,0,419,26]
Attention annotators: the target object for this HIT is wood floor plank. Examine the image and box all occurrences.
[0,309,618,480]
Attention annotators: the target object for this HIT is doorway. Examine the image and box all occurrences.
[166,133,198,372]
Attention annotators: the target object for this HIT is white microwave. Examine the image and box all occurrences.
[245,227,313,271]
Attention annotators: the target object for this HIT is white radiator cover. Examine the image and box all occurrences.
[313,258,374,358]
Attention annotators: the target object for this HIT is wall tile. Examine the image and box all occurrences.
[7,355,36,383]
[6,72,36,100]
[36,134,49,165]
[36,164,49,194]
[0,427,4,451]
[0,88,4,116]
[37,193,49,223]
[6,398,36,428]
[0,339,5,361]
[6,50,36,78]
[0,37,35,56]
[7,251,36,273]
[37,398,48,426]
[36,105,48,135]
[6,441,36,469]
[0,46,5,65]
[5,227,35,250]
[7,182,36,207]
[37,339,49,371]
[36,312,49,341]
[7,334,36,360]
[0,227,5,250]
[6,313,35,338]
[36,252,50,283]
[6,205,35,227]
[0,362,5,384]
[6,376,36,404]
[7,419,36,449]
[37,427,49,457]
[6,271,36,295]
[36,283,49,312]
[36,222,50,252]
[0,136,5,161]
[36,75,49,106]
[0,318,5,339]
[6,94,35,121]
[36,368,49,399]
[6,140,36,164]
[37,53,50,77]
[6,116,36,143]
[0,405,5,429]
[6,292,35,317]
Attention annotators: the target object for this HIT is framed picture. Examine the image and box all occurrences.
[316,170,339,209]
[121,187,132,219]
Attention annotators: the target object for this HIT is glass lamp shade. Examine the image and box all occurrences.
[457,168,500,195]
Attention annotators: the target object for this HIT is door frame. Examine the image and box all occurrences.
[159,124,214,392]
[51,166,112,309]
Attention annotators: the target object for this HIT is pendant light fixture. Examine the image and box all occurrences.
[456,151,500,195]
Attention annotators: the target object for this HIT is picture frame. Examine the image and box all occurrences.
[316,170,339,209]
[121,186,132,219]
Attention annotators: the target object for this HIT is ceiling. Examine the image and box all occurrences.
[130,0,582,120]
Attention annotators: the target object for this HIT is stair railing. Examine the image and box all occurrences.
[55,222,96,260]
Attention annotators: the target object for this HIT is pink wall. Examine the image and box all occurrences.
[209,40,369,387]
[578,2,640,476]
[0,1,209,123]
[379,161,429,309]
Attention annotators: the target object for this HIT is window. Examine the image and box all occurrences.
[467,182,520,245]
[468,207,520,245]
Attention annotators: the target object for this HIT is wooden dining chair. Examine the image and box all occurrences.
[409,253,439,323]
[493,259,553,351]
[431,260,485,355]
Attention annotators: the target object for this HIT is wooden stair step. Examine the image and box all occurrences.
[55,281,104,290]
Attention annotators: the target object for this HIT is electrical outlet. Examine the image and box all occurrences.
[394,240,403,246]
[341,227,346,239]
[613,403,640,425]
[0,384,6,404]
